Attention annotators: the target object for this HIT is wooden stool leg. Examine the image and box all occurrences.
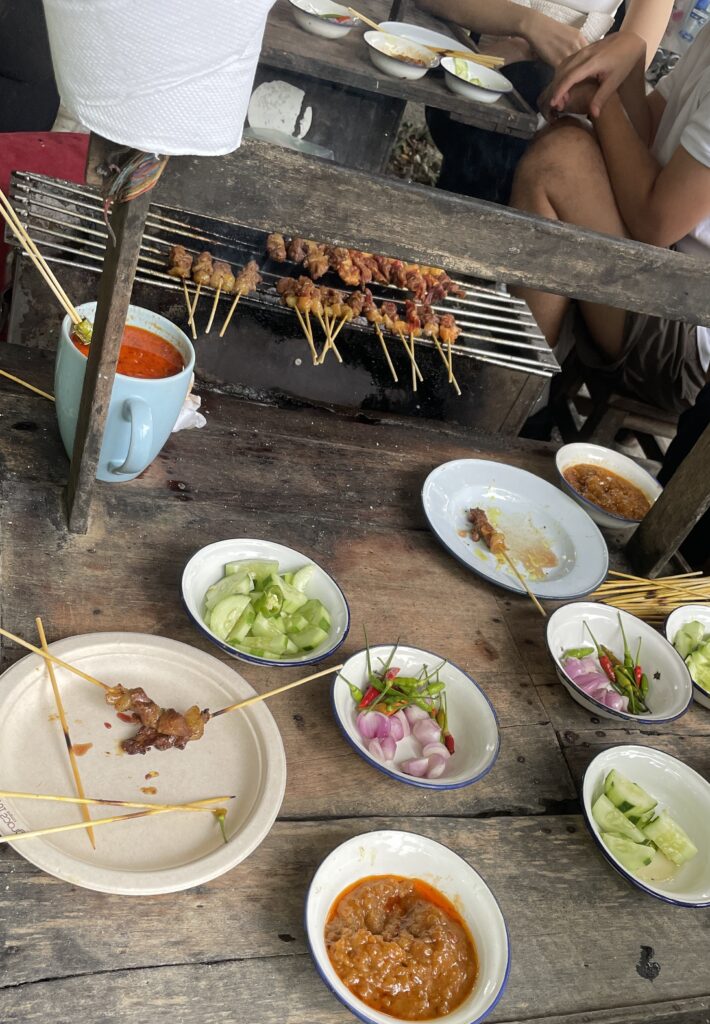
[66,191,151,533]
[627,419,710,576]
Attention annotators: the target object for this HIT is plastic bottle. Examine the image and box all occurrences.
[679,0,710,44]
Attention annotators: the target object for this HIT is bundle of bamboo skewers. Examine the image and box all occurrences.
[589,571,710,624]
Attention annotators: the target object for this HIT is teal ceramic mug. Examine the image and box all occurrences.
[55,302,196,482]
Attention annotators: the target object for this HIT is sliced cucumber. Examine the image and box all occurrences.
[289,624,328,651]
[604,769,657,818]
[601,833,655,874]
[632,808,656,830]
[282,572,295,586]
[225,559,279,583]
[636,848,678,883]
[210,595,251,641]
[292,565,315,592]
[592,794,646,843]
[237,633,288,656]
[267,574,308,613]
[285,612,310,633]
[251,612,285,640]
[643,811,698,866]
[228,604,255,644]
[205,571,253,611]
[301,598,331,631]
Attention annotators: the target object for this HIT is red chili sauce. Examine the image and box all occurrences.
[72,324,183,380]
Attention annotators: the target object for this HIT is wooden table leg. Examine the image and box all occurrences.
[66,192,151,534]
[627,419,710,576]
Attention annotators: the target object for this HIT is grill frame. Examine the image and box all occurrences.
[7,172,559,379]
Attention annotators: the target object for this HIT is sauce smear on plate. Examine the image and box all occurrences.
[326,874,478,1020]
[564,464,651,520]
[72,325,183,380]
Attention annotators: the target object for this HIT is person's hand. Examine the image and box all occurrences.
[519,10,586,67]
[539,79,596,121]
[549,31,647,117]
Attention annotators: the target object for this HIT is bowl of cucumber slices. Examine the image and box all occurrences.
[182,539,350,667]
[582,745,710,907]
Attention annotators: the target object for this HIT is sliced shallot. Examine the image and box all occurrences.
[412,717,442,746]
[400,757,430,778]
[356,711,390,740]
[426,754,447,779]
[393,708,410,738]
[403,705,430,725]
[422,741,450,760]
[369,736,397,762]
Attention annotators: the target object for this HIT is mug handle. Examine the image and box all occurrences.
[108,397,153,476]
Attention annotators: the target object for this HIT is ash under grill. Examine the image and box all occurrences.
[8,172,559,379]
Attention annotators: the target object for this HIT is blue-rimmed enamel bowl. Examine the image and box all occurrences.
[582,745,710,907]
[332,645,499,789]
[547,603,692,724]
[305,830,511,1024]
[182,538,349,668]
[665,605,710,710]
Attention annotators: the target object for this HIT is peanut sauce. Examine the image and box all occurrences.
[564,463,651,521]
[326,875,478,1020]
[72,325,183,380]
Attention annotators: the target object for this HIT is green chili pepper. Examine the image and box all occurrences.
[347,682,364,703]
[426,682,446,696]
[641,673,649,698]
[562,646,595,660]
[618,613,635,672]
[254,585,283,618]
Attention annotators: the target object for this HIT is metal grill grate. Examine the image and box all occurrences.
[8,172,559,378]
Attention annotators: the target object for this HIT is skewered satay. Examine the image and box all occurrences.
[206,260,235,334]
[168,245,196,339]
[276,277,318,363]
[420,304,461,396]
[362,288,397,382]
[219,259,263,337]
[381,300,421,388]
[404,300,423,392]
[106,685,210,755]
[466,508,547,617]
[266,232,287,263]
[190,251,213,328]
[439,312,462,382]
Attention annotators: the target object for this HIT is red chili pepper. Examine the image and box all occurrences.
[357,686,380,709]
[444,733,455,755]
[384,668,400,681]
[599,655,616,683]
[634,665,643,688]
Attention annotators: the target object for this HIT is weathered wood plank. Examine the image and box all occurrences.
[155,140,710,327]
[66,190,152,533]
[2,817,708,1023]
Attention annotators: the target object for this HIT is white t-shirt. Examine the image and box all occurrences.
[479,0,620,50]
[654,25,710,371]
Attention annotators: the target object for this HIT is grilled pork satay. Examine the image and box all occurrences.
[362,289,398,382]
[192,251,213,286]
[219,259,263,337]
[276,277,318,362]
[266,232,287,263]
[167,244,193,279]
[303,241,330,280]
[467,508,506,556]
[105,685,210,755]
[286,237,308,264]
[206,260,235,333]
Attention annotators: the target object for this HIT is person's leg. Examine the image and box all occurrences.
[510,119,630,352]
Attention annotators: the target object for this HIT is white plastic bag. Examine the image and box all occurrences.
[43,0,276,155]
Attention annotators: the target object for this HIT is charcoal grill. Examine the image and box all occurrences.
[6,171,558,431]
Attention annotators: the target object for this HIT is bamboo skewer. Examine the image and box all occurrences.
[294,308,319,364]
[190,283,202,330]
[212,663,343,718]
[36,617,95,849]
[589,570,710,622]
[433,339,461,396]
[375,325,398,382]
[206,284,222,334]
[503,552,546,618]
[408,332,417,392]
[0,188,84,329]
[219,290,243,338]
[182,280,197,341]
[0,626,109,690]
[0,799,230,845]
[1,792,233,814]
[0,369,54,402]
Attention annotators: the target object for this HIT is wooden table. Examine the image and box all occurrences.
[1,343,708,1024]
[256,0,537,171]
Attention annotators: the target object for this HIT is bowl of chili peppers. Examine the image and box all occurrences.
[546,603,693,724]
[331,643,500,789]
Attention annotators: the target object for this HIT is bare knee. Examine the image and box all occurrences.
[516,119,601,187]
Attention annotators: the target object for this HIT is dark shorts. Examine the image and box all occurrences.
[563,304,707,414]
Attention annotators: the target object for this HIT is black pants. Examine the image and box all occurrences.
[426,60,553,205]
[0,0,59,131]
[658,382,710,567]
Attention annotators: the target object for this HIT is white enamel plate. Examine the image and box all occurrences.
[0,632,286,895]
[422,459,609,600]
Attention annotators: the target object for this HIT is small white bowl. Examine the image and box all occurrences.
[306,830,510,1024]
[582,745,710,906]
[288,0,357,38]
[556,442,662,532]
[332,645,499,789]
[546,602,692,724]
[182,538,350,668]
[665,605,710,710]
[364,30,439,80]
[441,57,513,104]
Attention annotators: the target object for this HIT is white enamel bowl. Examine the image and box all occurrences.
[332,645,499,789]
[547,603,692,724]
[556,442,662,531]
[364,31,439,80]
[582,745,710,906]
[182,538,350,668]
[665,605,710,710]
[306,830,510,1024]
[288,0,357,38]
[441,57,513,104]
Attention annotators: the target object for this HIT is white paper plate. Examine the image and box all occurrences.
[379,21,476,55]
[422,459,609,600]
[0,633,286,894]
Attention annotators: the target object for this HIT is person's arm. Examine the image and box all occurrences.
[620,0,675,64]
[593,92,710,247]
[413,0,585,65]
